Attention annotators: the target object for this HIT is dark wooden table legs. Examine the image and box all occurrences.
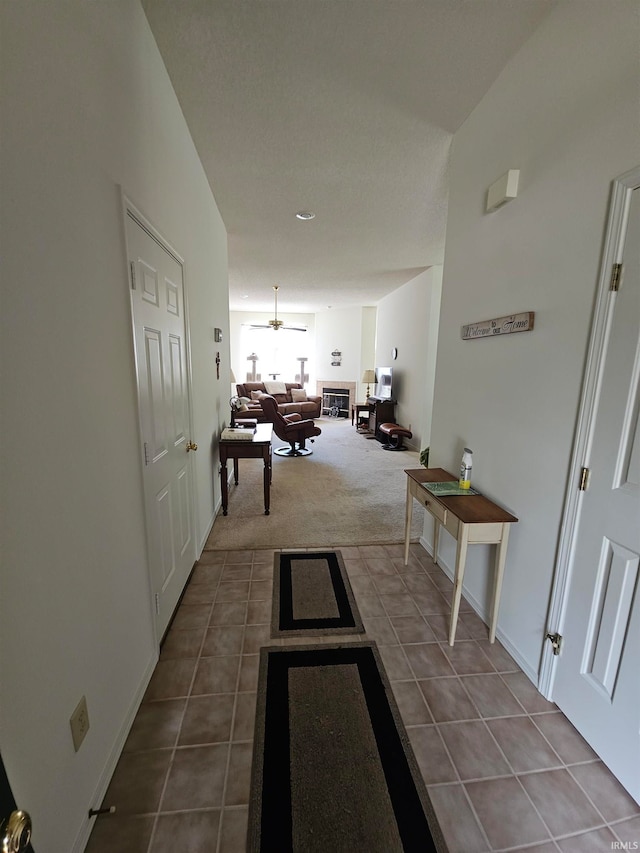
[263,452,271,515]
[219,424,273,516]
[221,460,230,516]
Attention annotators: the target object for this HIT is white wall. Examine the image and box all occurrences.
[375,268,443,450]
[314,305,367,388]
[419,269,443,453]
[360,306,377,399]
[428,0,639,677]
[0,3,228,851]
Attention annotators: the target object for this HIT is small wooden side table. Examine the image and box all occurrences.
[352,402,370,429]
[220,424,273,516]
[404,468,518,645]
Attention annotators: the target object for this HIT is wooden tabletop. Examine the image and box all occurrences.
[405,468,518,525]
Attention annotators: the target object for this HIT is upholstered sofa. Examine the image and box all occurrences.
[235,381,322,420]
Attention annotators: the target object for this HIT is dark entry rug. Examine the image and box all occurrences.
[272,551,364,637]
[248,642,447,852]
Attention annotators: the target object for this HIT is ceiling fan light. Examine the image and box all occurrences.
[246,285,306,331]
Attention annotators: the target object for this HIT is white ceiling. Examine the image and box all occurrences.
[141,0,555,313]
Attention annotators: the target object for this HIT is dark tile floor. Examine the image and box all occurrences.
[85,543,640,852]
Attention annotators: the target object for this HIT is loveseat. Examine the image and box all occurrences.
[236,381,322,420]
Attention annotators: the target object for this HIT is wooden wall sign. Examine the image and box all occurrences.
[461,311,534,341]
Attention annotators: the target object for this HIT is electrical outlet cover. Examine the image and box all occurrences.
[70,695,90,752]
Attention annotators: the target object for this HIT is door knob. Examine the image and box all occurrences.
[2,810,32,853]
[186,441,198,452]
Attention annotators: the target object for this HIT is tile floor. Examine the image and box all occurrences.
[85,543,640,852]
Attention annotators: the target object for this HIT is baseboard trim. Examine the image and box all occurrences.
[199,472,235,553]
[198,507,217,555]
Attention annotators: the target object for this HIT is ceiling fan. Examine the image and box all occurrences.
[248,286,307,332]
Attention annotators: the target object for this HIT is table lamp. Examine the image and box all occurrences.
[362,369,376,399]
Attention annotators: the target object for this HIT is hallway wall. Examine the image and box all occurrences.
[0,2,228,851]
[375,267,443,451]
[428,0,639,677]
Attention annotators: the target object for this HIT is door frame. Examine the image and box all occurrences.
[120,194,199,645]
[540,165,640,698]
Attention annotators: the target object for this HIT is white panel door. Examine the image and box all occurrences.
[126,211,196,638]
[552,186,640,801]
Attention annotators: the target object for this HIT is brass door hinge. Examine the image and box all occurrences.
[579,467,590,491]
[545,632,563,655]
[610,263,622,291]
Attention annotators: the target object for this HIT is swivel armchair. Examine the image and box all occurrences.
[259,394,321,457]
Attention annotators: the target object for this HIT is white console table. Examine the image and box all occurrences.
[404,468,518,646]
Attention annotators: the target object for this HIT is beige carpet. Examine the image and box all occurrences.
[204,417,425,550]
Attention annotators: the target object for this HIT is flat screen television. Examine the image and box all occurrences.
[373,366,393,400]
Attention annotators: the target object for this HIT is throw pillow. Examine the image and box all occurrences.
[250,390,264,401]
[291,388,307,402]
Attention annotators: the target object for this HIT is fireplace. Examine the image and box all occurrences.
[322,388,349,417]
[317,381,357,419]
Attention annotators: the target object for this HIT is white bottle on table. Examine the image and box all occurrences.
[459,448,473,490]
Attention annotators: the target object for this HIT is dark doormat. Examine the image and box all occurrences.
[248,642,447,852]
[272,551,364,637]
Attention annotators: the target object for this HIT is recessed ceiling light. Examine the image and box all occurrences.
[295,211,316,220]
